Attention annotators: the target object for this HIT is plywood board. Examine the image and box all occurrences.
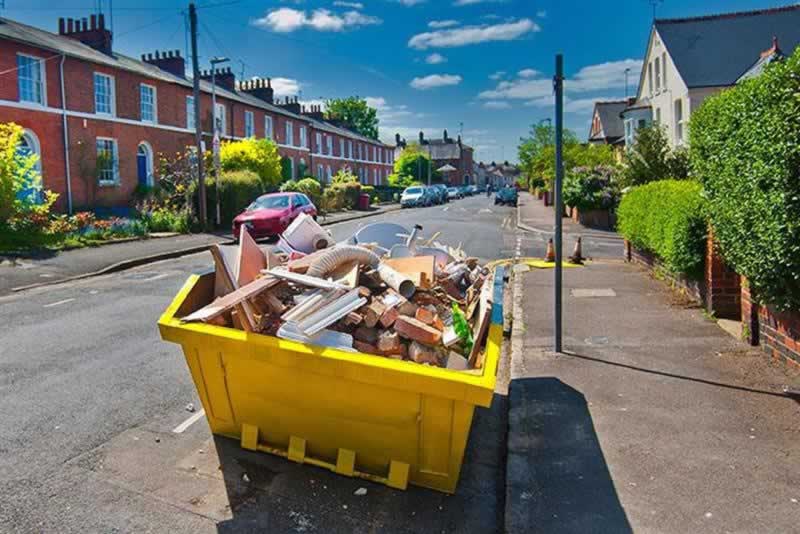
[237,226,267,286]
[182,275,280,323]
[382,256,435,289]
[210,245,256,332]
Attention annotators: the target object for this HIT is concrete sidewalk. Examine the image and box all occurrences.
[0,204,400,297]
[506,260,800,533]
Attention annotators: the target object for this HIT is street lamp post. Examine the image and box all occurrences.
[210,56,229,227]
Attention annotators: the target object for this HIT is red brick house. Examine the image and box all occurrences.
[2,15,394,213]
[396,130,474,186]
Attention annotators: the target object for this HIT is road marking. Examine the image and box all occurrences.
[140,272,171,282]
[172,409,206,434]
[43,298,75,308]
[442,206,449,212]
[479,208,493,214]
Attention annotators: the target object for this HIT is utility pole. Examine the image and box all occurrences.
[210,56,229,227]
[189,3,206,227]
[554,53,565,353]
[624,67,631,98]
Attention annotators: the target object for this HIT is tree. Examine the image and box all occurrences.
[325,97,379,140]
[219,138,282,189]
[0,122,47,224]
[620,124,689,188]
[391,144,441,185]
[518,122,580,188]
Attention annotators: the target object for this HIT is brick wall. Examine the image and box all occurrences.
[741,278,800,367]
[624,240,705,304]
[704,229,741,319]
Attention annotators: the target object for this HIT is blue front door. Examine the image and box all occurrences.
[137,152,148,186]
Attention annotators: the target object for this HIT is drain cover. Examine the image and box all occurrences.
[571,288,616,298]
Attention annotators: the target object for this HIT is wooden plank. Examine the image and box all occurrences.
[182,275,281,323]
[329,261,360,289]
[467,280,494,368]
[237,226,267,286]
[286,248,329,274]
[209,245,256,332]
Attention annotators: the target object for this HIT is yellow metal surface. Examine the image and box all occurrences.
[158,271,503,493]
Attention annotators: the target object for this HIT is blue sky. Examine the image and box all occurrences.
[6,0,788,163]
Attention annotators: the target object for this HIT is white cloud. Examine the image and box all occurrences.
[333,1,364,8]
[428,19,459,28]
[483,100,511,109]
[536,10,547,17]
[396,0,426,5]
[252,7,381,33]
[425,53,447,64]
[479,59,642,100]
[410,74,463,90]
[517,68,539,78]
[453,0,507,5]
[489,70,506,80]
[408,19,538,49]
[270,77,302,96]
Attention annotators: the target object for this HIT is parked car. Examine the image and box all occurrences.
[400,186,426,208]
[494,187,518,206]
[421,186,438,206]
[477,185,487,193]
[447,187,462,200]
[460,186,472,197]
[233,192,317,240]
[467,185,478,195]
[431,184,449,204]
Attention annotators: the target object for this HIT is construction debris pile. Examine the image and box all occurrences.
[182,214,497,371]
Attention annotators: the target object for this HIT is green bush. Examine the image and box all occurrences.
[690,48,800,309]
[322,185,346,212]
[563,165,619,211]
[219,138,282,189]
[280,177,323,206]
[373,185,403,203]
[617,180,707,276]
[206,170,265,226]
[145,208,190,233]
[621,124,690,188]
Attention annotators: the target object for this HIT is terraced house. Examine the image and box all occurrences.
[1,14,395,213]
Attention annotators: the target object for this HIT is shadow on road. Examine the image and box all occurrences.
[213,392,509,533]
[506,377,632,534]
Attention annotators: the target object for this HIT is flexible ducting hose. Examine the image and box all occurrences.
[306,245,381,278]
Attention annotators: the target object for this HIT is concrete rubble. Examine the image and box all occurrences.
[180,217,495,371]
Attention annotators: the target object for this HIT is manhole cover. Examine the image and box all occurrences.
[571,288,616,298]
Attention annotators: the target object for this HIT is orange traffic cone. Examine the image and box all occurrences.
[545,238,555,263]
[569,236,584,264]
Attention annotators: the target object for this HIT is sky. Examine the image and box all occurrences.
[4,0,790,163]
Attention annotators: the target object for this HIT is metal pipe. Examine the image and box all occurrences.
[58,54,73,214]
[554,53,564,353]
[377,264,415,299]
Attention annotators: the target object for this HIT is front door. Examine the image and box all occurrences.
[137,145,149,187]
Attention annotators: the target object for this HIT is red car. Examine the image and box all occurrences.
[232,192,317,241]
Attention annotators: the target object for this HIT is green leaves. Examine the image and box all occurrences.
[620,124,690,187]
[617,180,707,276]
[325,97,379,140]
[690,48,800,309]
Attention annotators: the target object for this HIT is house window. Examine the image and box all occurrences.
[358,144,362,161]
[299,126,307,148]
[298,158,307,177]
[638,119,646,129]
[94,73,115,116]
[327,136,333,156]
[186,96,195,130]
[17,54,45,105]
[16,129,43,201]
[340,139,345,157]
[647,63,653,96]
[655,107,661,123]
[674,99,684,143]
[96,138,119,185]
[315,133,322,153]
[244,111,255,137]
[140,84,156,123]
[317,164,324,181]
[265,116,273,140]
[326,165,332,181]
[285,121,294,146]
[348,140,353,159]
[373,168,378,185]
[214,102,226,134]
[655,57,661,91]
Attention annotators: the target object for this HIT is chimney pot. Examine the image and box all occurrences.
[267,77,272,88]
[90,14,97,31]
[81,18,88,31]
[67,18,74,33]
[175,49,180,57]
[58,18,65,34]
[98,13,105,29]
[155,50,160,59]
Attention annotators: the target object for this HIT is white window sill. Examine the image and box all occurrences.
[20,99,46,108]
[98,180,120,187]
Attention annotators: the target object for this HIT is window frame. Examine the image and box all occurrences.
[327,136,333,156]
[244,110,255,138]
[285,121,294,146]
[93,72,116,117]
[265,115,274,140]
[340,138,345,157]
[139,83,157,124]
[96,137,119,186]
[315,132,322,154]
[17,53,46,106]
[214,102,226,135]
[299,125,307,148]
[186,95,195,130]
[674,98,684,144]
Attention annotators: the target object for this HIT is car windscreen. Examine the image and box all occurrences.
[405,187,422,195]
[249,196,290,210]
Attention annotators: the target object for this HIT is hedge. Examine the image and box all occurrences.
[690,47,800,309]
[206,170,265,226]
[617,180,707,276]
[563,165,619,211]
[280,177,323,206]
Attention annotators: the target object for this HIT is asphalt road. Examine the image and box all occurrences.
[0,195,517,533]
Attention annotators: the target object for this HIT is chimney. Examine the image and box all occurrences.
[278,95,302,114]
[301,104,325,121]
[200,66,236,92]
[238,77,274,103]
[443,129,449,142]
[457,134,462,146]
[761,35,782,58]
[142,49,185,78]
[419,131,425,145]
[58,14,113,55]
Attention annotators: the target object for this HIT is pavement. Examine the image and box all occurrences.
[506,195,800,532]
[0,204,401,297]
[0,195,516,533]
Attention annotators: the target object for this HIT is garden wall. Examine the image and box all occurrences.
[624,239,704,304]
[741,280,800,368]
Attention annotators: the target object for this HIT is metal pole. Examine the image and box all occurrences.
[189,3,206,228]
[427,144,431,186]
[211,67,221,227]
[554,53,564,353]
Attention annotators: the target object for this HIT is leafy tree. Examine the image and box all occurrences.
[391,144,441,185]
[219,138,282,189]
[325,97,379,140]
[620,124,689,187]
[518,123,581,188]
